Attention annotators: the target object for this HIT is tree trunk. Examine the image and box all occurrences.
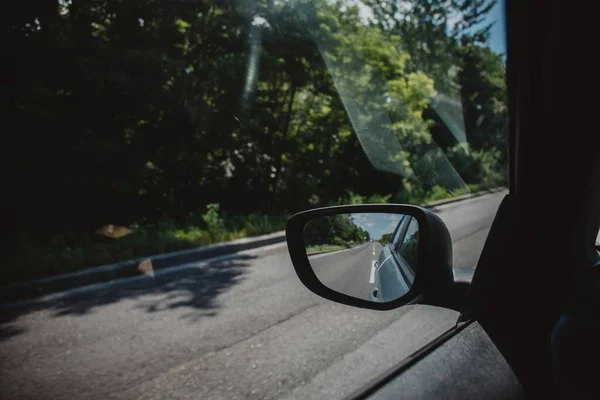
[268,84,297,211]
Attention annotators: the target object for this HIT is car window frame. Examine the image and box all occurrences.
[392,216,411,253]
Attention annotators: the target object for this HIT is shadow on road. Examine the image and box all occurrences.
[0,325,25,341]
[0,254,256,339]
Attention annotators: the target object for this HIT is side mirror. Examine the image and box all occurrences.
[286,204,454,310]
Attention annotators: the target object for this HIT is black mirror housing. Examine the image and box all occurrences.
[286,204,454,310]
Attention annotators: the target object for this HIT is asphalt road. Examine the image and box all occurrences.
[0,190,506,400]
[309,242,384,301]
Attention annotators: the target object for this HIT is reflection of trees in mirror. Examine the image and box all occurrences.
[306,244,346,255]
[400,231,419,270]
[304,215,370,253]
[379,233,393,245]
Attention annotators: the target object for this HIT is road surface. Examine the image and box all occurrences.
[0,191,505,400]
[309,241,384,301]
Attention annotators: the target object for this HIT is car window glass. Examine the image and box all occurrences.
[391,215,407,245]
[392,215,412,249]
[399,217,419,270]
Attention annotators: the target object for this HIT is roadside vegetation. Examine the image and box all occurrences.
[304,214,371,254]
[7,0,506,283]
[379,233,394,246]
[9,208,288,282]
[306,244,347,255]
[8,183,502,283]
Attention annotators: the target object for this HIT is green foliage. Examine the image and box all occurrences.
[399,224,419,269]
[202,203,225,241]
[339,191,393,205]
[445,145,507,187]
[226,214,288,236]
[428,185,453,202]
[379,233,393,245]
[304,215,370,248]
[456,44,507,152]
[306,244,346,254]
[364,0,497,93]
[6,0,507,281]
[7,210,288,283]
[393,142,507,204]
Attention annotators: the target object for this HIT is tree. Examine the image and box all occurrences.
[6,0,504,247]
[364,0,497,93]
[379,232,393,245]
[456,44,507,152]
[304,215,370,247]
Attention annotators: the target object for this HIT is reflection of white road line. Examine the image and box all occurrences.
[369,260,376,283]
[372,250,375,256]
[377,254,392,271]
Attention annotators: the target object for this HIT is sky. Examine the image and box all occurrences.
[350,213,404,240]
[481,0,507,55]
[357,0,506,55]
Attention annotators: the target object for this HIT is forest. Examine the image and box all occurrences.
[6,0,507,281]
[304,215,371,253]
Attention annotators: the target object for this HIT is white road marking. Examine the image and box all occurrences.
[369,260,376,283]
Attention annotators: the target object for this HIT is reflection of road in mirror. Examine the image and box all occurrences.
[308,241,386,301]
[304,212,418,303]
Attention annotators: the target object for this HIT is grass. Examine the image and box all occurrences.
[418,183,502,204]
[306,244,347,255]
[7,182,505,285]
[7,213,288,284]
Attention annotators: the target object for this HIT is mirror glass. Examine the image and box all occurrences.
[303,212,419,303]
